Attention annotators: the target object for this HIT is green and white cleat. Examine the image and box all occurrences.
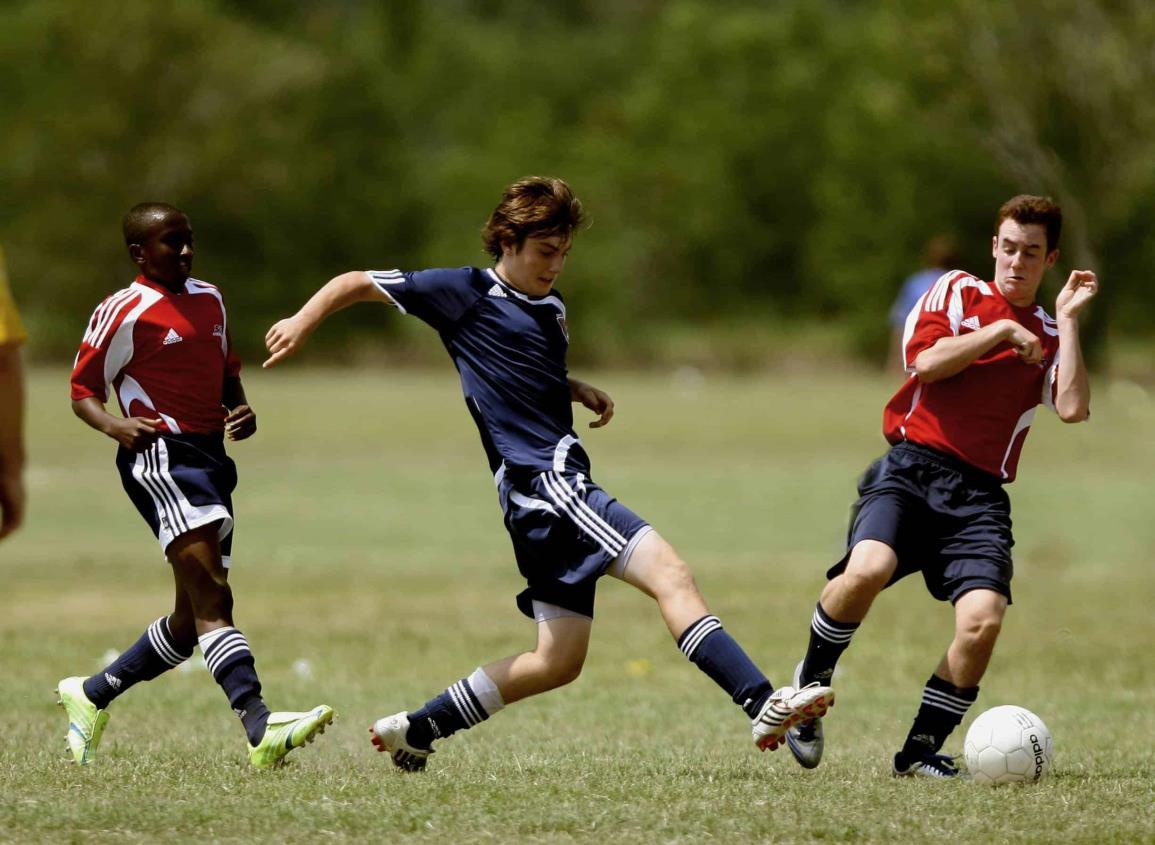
[249,705,335,770]
[57,676,109,765]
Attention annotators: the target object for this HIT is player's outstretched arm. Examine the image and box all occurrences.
[1052,270,1098,423]
[0,344,25,540]
[264,271,392,368]
[569,377,614,428]
[222,376,257,441]
[71,396,162,453]
[913,319,1041,383]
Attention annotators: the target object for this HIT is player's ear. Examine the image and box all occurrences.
[128,244,146,266]
[1044,249,1059,268]
[991,235,998,258]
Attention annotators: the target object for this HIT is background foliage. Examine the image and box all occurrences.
[2,0,1152,366]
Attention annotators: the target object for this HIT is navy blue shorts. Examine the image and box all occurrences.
[497,467,650,619]
[116,433,237,565]
[827,442,1014,603]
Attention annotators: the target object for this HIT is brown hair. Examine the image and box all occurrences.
[482,177,585,261]
[996,195,1062,252]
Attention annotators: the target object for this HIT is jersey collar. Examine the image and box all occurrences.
[134,274,188,296]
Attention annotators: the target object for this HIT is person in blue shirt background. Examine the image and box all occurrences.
[888,234,961,370]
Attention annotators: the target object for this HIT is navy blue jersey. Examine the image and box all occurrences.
[368,267,585,477]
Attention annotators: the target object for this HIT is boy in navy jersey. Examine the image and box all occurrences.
[785,196,1098,777]
[60,203,333,768]
[265,177,832,770]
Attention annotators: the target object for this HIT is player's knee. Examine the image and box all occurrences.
[959,612,1002,651]
[188,579,233,622]
[649,547,699,600]
[536,650,585,689]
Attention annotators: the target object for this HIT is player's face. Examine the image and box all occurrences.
[498,234,571,296]
[992,219,1057,307]
[131,214,194,289]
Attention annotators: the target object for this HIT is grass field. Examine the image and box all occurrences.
[2,367,1153,844]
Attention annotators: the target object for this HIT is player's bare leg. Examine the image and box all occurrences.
[615,530,708,636]
[373,615,589,771]
[620,530,832,751]
[169,522,333,767]
[788,540,896,768]
[935,588,1007,688]
[894,589,1004,778]
[481,615,591,704]
[818,539,898,624]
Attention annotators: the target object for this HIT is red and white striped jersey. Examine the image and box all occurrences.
[883,270,1062,482]
[71,275,241,435]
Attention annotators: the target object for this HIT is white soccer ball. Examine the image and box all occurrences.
[963,705,1053,785]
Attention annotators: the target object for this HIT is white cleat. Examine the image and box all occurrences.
[752,682,834,752]
[370,712,432,772]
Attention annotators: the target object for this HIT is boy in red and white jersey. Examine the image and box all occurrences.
[59,203,333,768]
[786,195,1097,777]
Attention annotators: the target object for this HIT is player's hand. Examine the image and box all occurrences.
[111,417,164,452]
[1056,270,1099,320]
[0,470,25,541]
[571,379,615,428]
[1001,321,1043,365]
[225,404,257,441]
[264,317,312,368]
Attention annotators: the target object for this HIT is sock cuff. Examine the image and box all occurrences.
[467,667,505,716]
[199,627,253,679]
[149,616,193,666]
[922,675,979,715]
[677,615,722,659]
[448,678,487,727]
[811,602,858,643]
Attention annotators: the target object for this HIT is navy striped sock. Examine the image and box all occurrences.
[83,616,194,710]
[405,669,503,750]
[897,675,979,765]
[678,615,773,719]
[199,627,270,745]
[800,602,859,685]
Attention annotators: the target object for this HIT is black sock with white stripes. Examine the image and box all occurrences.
[678,615,774,719]
[82,616,195,710]
[405,668,504,751]
[896,674,979,767]
[800,602,860,686]
[199,626,270,746]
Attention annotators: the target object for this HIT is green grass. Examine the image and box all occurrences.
[2,367,1153,844]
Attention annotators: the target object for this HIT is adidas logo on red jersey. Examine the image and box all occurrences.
[961,316,981,331]
[162,328,183,345]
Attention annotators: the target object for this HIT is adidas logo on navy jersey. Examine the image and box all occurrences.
[961,316,981,331]
[487,283,507,298]
[162,328,183,345]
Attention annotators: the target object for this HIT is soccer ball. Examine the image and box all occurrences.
[963,705,1053,785]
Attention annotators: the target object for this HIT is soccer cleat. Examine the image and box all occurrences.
[57,676,110,765]
[249,705,335,770]
[785,661,825,769]
[892,752,960,778]
[370,712,432,772]
[752,682,834,752]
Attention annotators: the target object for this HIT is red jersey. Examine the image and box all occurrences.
[884,270,1061,482]
[71,276,241,435]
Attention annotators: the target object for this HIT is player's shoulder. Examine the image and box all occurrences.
[922,270,992,312]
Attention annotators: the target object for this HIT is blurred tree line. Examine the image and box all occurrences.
[2,0,1151,368]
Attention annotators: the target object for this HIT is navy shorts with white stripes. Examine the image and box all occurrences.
[498,468,650,619]
[116,433,237,565]
[827,441,1014,604]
